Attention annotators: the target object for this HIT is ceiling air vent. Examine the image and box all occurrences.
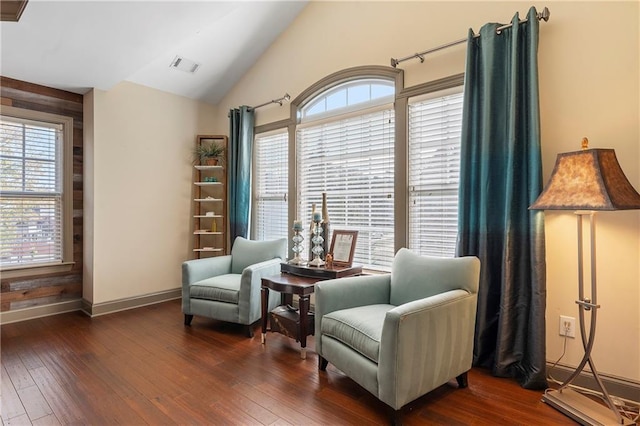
[169,56,200,74]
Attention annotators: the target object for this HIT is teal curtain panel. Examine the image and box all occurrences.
[457,6,547,389]
[228,106,255,243]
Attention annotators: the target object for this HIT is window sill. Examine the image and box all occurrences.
[1,262,75,280]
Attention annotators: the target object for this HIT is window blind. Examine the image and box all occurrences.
[1,117,63,266]
[408,90,463,258]
[297,107,395,270]
[254,131,288,241]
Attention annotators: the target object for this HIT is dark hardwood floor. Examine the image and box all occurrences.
[1,299,576,425]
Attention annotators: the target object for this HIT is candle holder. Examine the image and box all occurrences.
[308,218,325,267]
[289,225,307,265]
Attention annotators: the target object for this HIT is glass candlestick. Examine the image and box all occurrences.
[289,224,307,265]
[308,219,325,267]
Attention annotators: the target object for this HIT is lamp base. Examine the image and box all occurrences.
[288,256,307,266]
[308,257,325,267]
[542,388,633,426]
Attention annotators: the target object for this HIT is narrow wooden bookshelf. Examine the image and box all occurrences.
[192,135,228,258]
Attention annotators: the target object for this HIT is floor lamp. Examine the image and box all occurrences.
[530,138,640,426]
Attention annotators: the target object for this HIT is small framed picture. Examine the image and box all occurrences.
[329,230,358,268]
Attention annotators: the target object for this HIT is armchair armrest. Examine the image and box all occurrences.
[315,274,391,357]
[238,258,283,325]
[315,274,391,318]
[182,255,233,286]
[377,289,478,410]
[181,255,233,316]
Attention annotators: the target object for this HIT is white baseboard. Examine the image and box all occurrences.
[0,289,181,324]
[0,299,84,325]
[82,288,182,317]
[546,362,640,405]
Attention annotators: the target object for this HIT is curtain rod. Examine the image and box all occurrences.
[249,93,291,111]
[390,7,550,68]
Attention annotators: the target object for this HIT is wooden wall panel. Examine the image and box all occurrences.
[0,76,84,312]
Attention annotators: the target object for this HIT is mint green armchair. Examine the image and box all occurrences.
[315,248,480,422]
[182,237,287,337]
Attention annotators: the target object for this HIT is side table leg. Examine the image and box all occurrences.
[261,286,269,345]
[299,295,310,359]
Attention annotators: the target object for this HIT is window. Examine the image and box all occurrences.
[408,88,464,257]
[254,131,288,241]
[302,79,394,121]
[1,107,73,271]
[297,79,395,270]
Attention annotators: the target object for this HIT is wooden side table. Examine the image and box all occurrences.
[261,273,317,359]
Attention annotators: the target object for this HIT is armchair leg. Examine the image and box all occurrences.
[245,324,255,338]
[318,356,328,371]
[390,408,403,426]
[456,371,468,388]
[184,314,193,326]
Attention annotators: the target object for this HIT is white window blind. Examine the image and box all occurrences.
[254,131,288,241]
[297,107,395,270]
[1,116,64,267]
[408,89,463,257]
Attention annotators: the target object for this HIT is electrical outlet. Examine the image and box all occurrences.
[559,315,576,338]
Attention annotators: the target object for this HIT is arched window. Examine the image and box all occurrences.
[296,78,395,270]
[301,79,394,121]
[252,67,463,270]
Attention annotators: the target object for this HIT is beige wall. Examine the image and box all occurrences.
[215,2,640,382]
[84,81,217,305]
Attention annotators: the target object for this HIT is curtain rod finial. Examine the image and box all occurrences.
[539,7,550,22]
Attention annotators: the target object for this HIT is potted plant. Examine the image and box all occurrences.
[193,142,225,166]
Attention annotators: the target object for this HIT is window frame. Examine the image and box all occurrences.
[300,79,395,123]
[253,67,464,270]
[296,98,396,270]
[0,105,74,278]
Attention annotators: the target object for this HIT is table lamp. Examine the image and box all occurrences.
[529,138,640,425]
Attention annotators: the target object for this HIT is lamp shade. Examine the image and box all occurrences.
[530,147,640,211]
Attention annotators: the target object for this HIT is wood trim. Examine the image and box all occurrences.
[0,76,84,314]
[83,288,182,317]
[0,283,80,303]
[547,363,640,404]
[0,288,180,323]
[254,118,291,135]
[1,76,83,103]
[0,0,28,22]
[291,65,402,114]
[0,299,83,324]
[0,262,75,280]
[398,73,465,100]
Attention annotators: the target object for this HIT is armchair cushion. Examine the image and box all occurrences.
[189,274,241,304]
[231,237,287,274]
[322,304,395,363]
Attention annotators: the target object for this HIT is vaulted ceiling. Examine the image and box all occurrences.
[0,1,307,105]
